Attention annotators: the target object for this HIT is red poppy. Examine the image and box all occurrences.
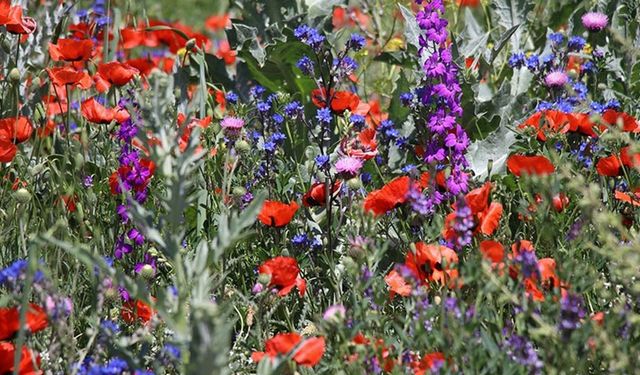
[205,14,231,31]
[442,182,502,241]
[109,159,155,194]
[120,26,160,49]
[81,98,129,124]
[0,1,36,35]
[614,190,640,206]
[479,240,504,264]
[413,352,446,375]
[384,270,412,298]
[215,39,237,65]
[364,176,411,216]
[125,58,157,77]
[252,333,325,367]
[0,304,48,340]
[0,117,33,144]
[518,110,573,141]
[552,193,570,212]
[332,6,370,29]
[311,88,360,114]
[465,182,492,214]
[602,109,639,133]
[258,200,299,227]
[595,155,622,177]
[95,61,139,92]
[340,127,378,161]
[257,256,306,297]
[620,146,640,169]
[477,202,503,236]
[48,38,94,62]
[506,154,555,176]
[568,112,598,137]
[457,0,480,6]
[121,299,155,324]
[0,342,41,375]
[47,67,93,89]
[302,181,342,207]
[0,138,18,163]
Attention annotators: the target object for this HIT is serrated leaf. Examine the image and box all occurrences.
[398,4,420,50]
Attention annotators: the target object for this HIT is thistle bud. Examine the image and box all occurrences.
[139,264,155,279]
[235,139,250,153]
[346,177,362,190]
[232,186,246,196]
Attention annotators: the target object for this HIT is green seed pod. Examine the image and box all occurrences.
[347,177,362,190]
[104,288,119,302]
[14,188,31,203]
[235,139,250,153]
[9,68,20,83]
[257,273,271,285]
[232,186,246,196]
[139,264,155,279]
[31,76,41,88]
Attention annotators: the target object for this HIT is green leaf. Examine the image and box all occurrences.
[398,4,420,50]
[489,0,533,49]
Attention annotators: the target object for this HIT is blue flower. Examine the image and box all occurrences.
[296,56,315,75]
[348,33,366,51]
[548,32,564,45]
[508,52,525,68]
[525,54,539,71]
[399,92,414,106]
[257,101,271,113]
[291,234,309,247]
[316,108,332,124]
[567,36,586,51]
[360,172,372,185]
[250,85,265,98]
[272,114,284,125]
[350,114,366,130]
[0,259,27,286]
[284,101,303,118]
[270,132,286,144]
[315,154,330,168]
[225,92,238,104]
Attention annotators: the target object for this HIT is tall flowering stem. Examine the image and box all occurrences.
[414,0,469,197]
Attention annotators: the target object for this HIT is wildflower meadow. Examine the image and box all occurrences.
[1,0,640,373]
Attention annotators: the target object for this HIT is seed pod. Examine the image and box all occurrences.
[14,188,31,203]
[235,139,250,153]
[9,68,20,83]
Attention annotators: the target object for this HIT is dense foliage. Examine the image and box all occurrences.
[1,0,639,373]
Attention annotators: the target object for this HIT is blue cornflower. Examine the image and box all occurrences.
[590,101,605,113]
[334,56,358,77]
[296,56,315,75]
[572,81,588,100]
[284,101,303,118]
[548,32,564,45]
[164,344,181,360]
[350,114,366,130]
[257,101,271,113]
[315,154,330,168]
[541,53,555,67]
[310,237,323,250]
[250,85,265,98]
[401,164,416,174]
[525,54,539,71]
[270,132,286,144]
[316,108,332,124]
[348,33,366,51]
[605,99,621,110]
[294,25,310,39]
[399,92,414,106]
[0,259,27,286]
[263,141,276,153]
[100,320,120,335]
[360,172,372,185]
[508,52,525,68]
[225,92,239,104]
[567,36,586,51]
[272,114,284,125]
[291,234,309,247]
[581,61,596,74]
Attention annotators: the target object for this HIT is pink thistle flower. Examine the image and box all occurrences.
[335,156,363,178]
[323,304,346,321]
[544,71,568,88]
[581,12,608,32]
[220,116,245,139]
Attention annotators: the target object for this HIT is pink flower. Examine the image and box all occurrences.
[335,156,363,178]
[544,71,568,88]
[581,12,608,32]
[323,304,346,321]
[220,117,244,138]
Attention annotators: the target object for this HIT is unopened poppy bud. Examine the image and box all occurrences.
[185,38,197,51]
[104,287,119,302]
[14,188,31,203]
[232,186,246,196]
[257,273,271,285]
[346,177,362,190]
[9,68,20,83]
[235,139,250,153]
[1,38,10,53]
[140,264,155,279]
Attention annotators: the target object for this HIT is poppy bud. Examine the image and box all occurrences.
[232,186,246,196]
[14,188,31,203]
[29,163,45,176]
[235,140,250,153]
[1,38,10,53]
[139,264,155,279]
[9,68,20,83]
[31,77,41,88]
[346,177,362,190]
[257,273,271,285]
[185,38,197,51]
[281,248,290,256]
[104,287,119,302]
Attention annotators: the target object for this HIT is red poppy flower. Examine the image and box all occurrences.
[124,58,157,77]
[614,190,640,206]
[81,98,130,124]
[48,38,94,62]
[0,342,41,375]
[340,127,378,161]
[595,155,622,177]
[0,304,48,340]
[384,269,412,297]
[0,117,33,144]
[0,138,18,163]
[414,352,446,375]
[552,193,570,212]
[602,109,639,133]
[302,181,342,207]
[479,240,504,264]
[0,1,36,35]
[120,26,160,49]
[477,202,503,236]
[364,176,411,216]
[620,146,640,169]
[457,0,480,6]
[121,299,155,324]
[215,40,237,65]
[257,200,299,227]
[506,154,555,176]
[518,110,573,141]
[47,67,93,89]
[205,14,231,31]
[568,112,598,137]
[258,256,306,297]
[95,61,139,92]
[465,181,491,214]
[311,88,360,114]
[252,333,325,367]
[443,182,502,240]
[332,6,369,29]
